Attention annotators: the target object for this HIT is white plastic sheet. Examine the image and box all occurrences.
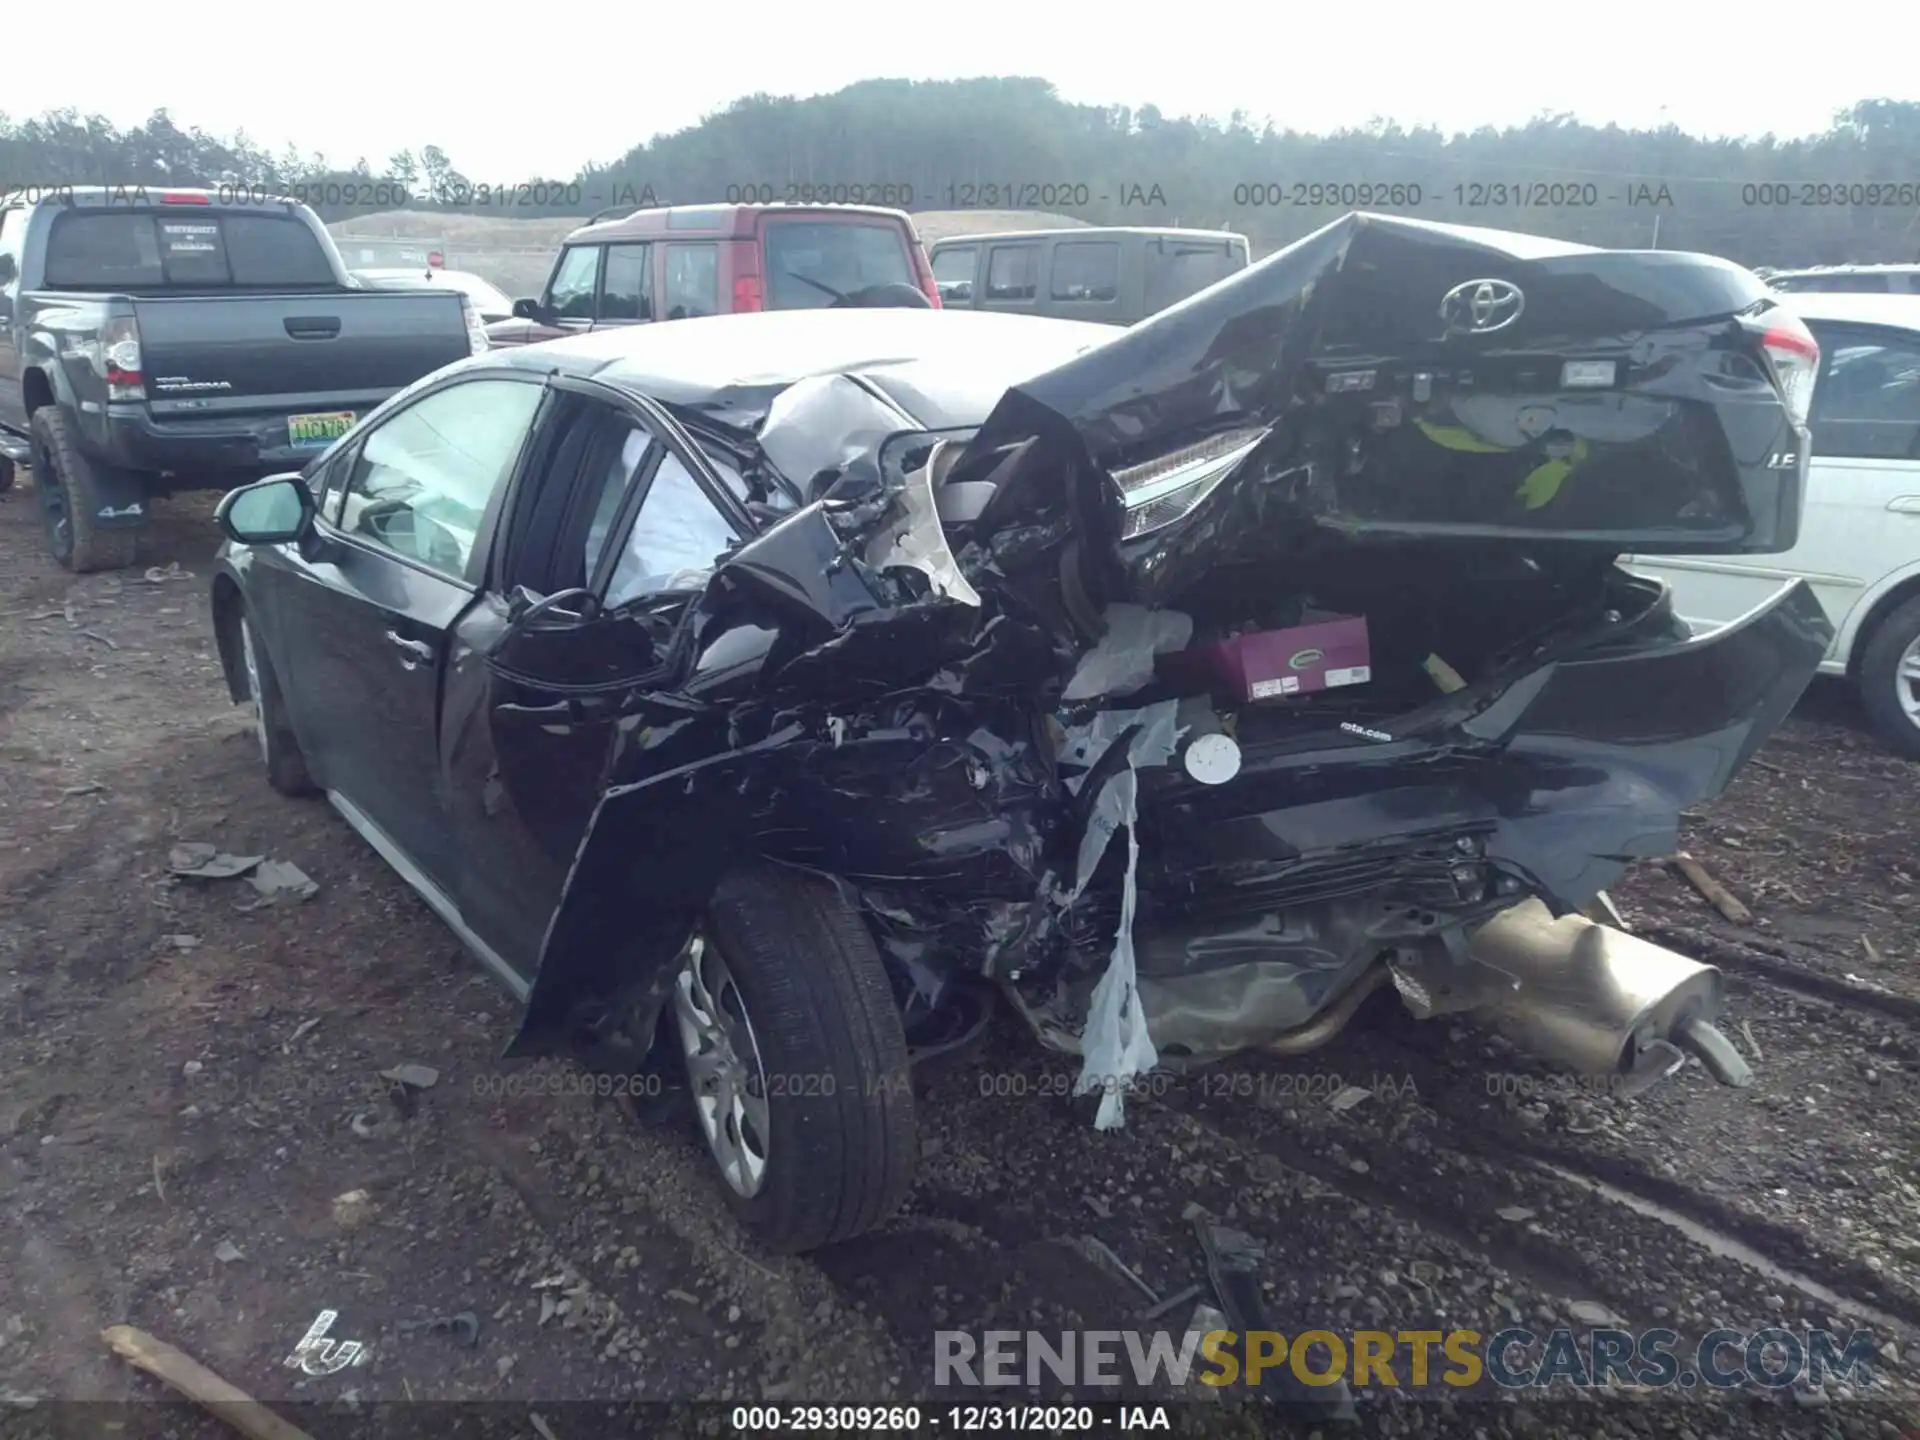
[1061,604,1193,702]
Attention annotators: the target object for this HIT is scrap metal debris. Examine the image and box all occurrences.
[1186,1201,1355,1420]
[102,1324,316,1440]
[212,1240,245,1264]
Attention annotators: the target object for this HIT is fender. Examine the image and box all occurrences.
[1835,556,1920,672]
[22,347,152,528]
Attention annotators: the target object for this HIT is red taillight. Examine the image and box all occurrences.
[161,191,211,205]
[99,315,145,401]
[911,240,942,309]
[732,274,764,313]
[427,251,444,269]
[1757,310,1820,429]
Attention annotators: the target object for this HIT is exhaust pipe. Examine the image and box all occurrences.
[1468,899,1752,1096]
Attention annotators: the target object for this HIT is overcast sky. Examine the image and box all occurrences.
[6,2,1909,179]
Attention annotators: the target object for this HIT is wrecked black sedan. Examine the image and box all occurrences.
[209,212,1832,1253]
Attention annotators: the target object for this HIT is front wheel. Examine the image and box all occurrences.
[1857,595,1920,761]
[0,455,14,495]
[673,866,916,1253]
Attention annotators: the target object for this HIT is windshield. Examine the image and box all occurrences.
[764,222,914,310]
[44,210,337,289]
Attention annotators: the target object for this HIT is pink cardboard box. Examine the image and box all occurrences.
[1162,615,1372,701]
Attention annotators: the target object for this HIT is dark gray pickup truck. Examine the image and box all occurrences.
[0,187,486,570]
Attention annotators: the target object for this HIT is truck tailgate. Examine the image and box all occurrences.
[131,290,471,415]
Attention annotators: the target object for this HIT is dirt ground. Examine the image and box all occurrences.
[3,477,1920,1439]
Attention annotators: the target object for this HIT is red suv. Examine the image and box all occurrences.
[486,203,941,347]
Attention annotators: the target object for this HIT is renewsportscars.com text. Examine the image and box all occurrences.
[934,1327,1886,1391]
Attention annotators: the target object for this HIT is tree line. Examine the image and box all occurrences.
[6,82,1920,264]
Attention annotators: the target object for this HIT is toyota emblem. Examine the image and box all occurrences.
[1440,278,1525,335]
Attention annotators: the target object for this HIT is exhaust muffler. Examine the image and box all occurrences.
[1468,899,1752,1096]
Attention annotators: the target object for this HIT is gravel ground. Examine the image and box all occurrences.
[2,479,1918,1439]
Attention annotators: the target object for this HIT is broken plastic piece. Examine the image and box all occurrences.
[247,860,318,903]
[866,441,981,606]
[1423,653,1468,693]
[1076,768,1157,1130]
[1061,604,1193,702]
[168,844,263,880]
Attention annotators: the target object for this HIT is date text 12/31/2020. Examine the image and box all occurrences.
[721,182,1172,210]
[1229,181,1678,209]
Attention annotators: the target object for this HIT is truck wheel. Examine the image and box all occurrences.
[29,407,142,573]
[1858,595,1920,761]
[239,609,317,796]
[672,865,916,1253]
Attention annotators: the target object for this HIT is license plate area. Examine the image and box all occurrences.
[288,411,356,449]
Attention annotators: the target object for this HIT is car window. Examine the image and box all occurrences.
[932,245,977,291]
[663,243,718,319]
[985,245,1040,302]
[762,222,913,310]
[546,245,600,320]
[1050,241,1120,302]
[0,207,22,277]
[1146,242,1239,312]
[42,211,335,288]
[584,426,740,606]
[337,378,544,580]
[599,243,653,321]
[1809,332,1920,460]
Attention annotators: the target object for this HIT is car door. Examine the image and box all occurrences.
[591,242,653,331]
[439,378,751,973]
[1628,322,1920,661]
[268,372,549,890]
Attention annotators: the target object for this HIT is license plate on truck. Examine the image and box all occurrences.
[288,411,356,449]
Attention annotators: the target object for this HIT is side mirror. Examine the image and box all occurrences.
[511,297,549,323]
[215,474,315,545]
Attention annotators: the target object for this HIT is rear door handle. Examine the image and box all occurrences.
[1886,496,1920,515]
[385,630,432,668]
[284,315,342,340]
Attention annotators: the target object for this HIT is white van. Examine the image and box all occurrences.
[1628,293,1920,756]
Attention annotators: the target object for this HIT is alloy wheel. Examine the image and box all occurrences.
[1897,633,1920,728]
[239,617,269,762]
[672,933,772,1198]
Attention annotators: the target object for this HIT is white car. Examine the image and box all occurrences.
[1628,292,1920,756]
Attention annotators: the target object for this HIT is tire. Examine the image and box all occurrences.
[238,608,317,796]
[674,865,916,1253]
[1857,595,1920,761]
[29,407,142,573]
[0,456,14,494]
